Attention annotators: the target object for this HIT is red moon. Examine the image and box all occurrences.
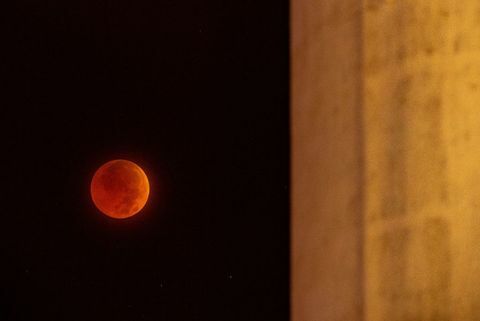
[90,159,150,219]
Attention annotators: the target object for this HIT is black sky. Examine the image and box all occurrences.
[1,0,289,320]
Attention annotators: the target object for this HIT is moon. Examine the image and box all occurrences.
[90,159,150,219]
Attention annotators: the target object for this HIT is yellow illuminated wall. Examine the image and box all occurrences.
[292,0,480,320]
[364,1,480,320]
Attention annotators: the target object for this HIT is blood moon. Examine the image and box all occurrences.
[90,159,150,219]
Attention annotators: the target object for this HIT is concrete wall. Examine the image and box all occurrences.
[292,0,480,320]
[364,1,480,320]
[291,1,364,320]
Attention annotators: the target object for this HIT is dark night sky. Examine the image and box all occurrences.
[0,0,288,320]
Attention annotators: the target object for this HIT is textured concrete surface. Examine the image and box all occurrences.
[364,1,480,320]
[293,0,480,320]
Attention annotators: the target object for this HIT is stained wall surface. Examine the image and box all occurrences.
[293,0,480,320]
[364,1,480,320]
